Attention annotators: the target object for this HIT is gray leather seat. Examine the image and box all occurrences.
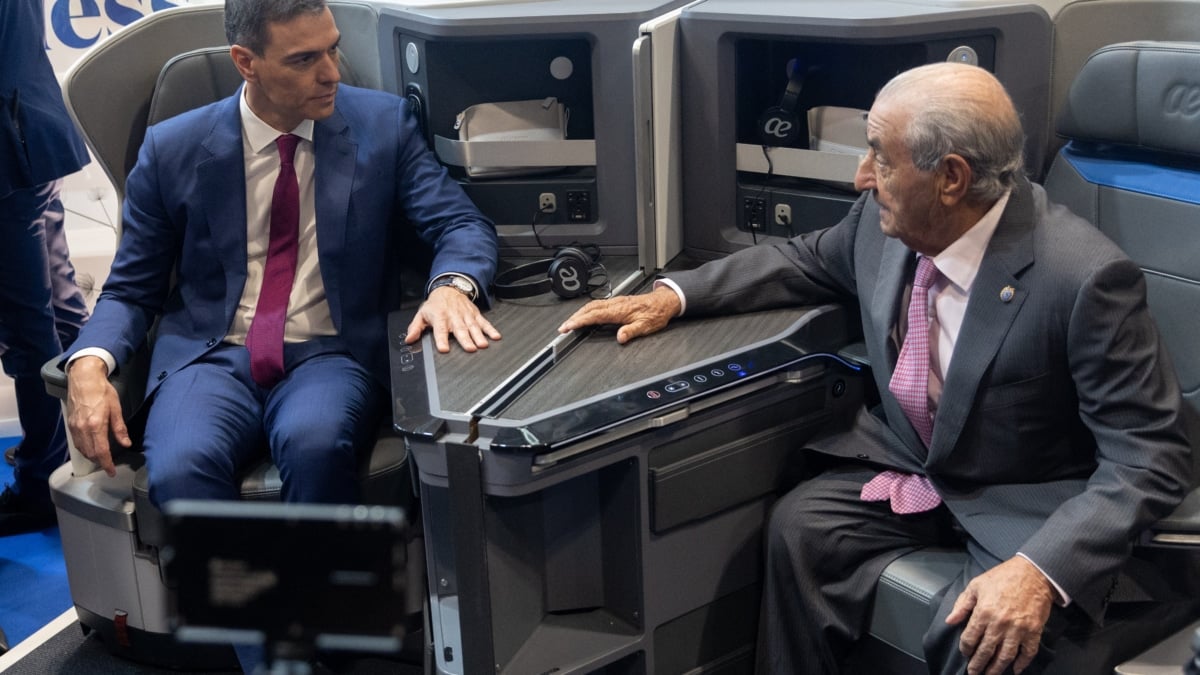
[857,40,1200,674]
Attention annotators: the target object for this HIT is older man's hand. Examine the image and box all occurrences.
[946,556,1057,675]
[558,285,682,344]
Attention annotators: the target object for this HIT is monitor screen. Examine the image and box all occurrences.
[162,500,410,655]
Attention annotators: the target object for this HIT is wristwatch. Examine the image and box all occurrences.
[429,274,477,301]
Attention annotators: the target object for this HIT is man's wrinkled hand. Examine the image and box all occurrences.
[405,286,502,353]
[558,285,682,344]
[65,356,131,477]
[945,556,1057,675]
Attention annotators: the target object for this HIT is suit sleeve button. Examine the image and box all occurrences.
[856,453,869,460]
[206,338,218,347]
[157,371,168,381]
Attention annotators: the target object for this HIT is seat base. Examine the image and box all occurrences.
[867,547,1200,674]
[869,546,964,662]
[74,606,237,670]
[1116,620,1200,675]
[49,462,238,669]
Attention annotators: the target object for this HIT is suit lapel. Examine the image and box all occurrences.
[196,96,249,321]
[928,180,1037,463]
[872,235,925,455]
[313,106,356,328]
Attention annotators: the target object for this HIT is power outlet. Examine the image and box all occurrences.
[774,203,792,227]
[539,192,557,213]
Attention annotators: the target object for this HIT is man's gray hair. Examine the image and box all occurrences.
[878,65,1026,203]
[224,0,328,55]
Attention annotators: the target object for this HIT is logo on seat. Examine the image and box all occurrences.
[1164,83,1200,118]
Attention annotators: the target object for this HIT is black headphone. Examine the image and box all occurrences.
[757,58,806,147]
[494,245,603,300]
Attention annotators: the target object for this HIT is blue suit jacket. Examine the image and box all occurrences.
[0,0,90,197]
[71,84,497,395]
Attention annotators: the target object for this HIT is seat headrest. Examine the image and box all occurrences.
[148,47,244,127]
[1057,41,1200,157]
[147,45,368,127]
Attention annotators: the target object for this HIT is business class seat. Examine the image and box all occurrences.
[852,41,1200,674]
[40,3,421,668]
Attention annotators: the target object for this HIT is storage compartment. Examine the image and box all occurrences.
[422,460,643,675]
[678,0,1052,257]
[648,388,822,533]
[378,0,692,253]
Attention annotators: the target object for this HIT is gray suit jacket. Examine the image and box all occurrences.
[668,178,1192,622]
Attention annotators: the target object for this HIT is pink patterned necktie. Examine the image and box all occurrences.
[246,134,300,388]
[861,256,942,514]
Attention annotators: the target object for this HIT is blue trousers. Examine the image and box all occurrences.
[142,340,385,507]
[0,179,89,505]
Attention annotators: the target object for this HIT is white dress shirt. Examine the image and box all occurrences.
[228,88,336,346]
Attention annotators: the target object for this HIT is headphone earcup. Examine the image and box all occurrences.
[548,247,593,299]
[757,105,802,146]
[758,58,806,147]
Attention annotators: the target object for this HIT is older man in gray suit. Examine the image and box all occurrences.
[560,63,1195,674]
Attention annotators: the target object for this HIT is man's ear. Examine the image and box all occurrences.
[230,45,256,82]
[938,153,972,206]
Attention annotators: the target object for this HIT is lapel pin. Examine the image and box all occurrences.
[1000,285,1015,303]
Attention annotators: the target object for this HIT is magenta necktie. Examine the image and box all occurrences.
[246,134,300,388]
[861,256,942,514]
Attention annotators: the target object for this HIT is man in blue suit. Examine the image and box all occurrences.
[64,0,500,508]
[0,0,93,536]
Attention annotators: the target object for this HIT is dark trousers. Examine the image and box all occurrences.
[757,463,1200,675]
[141,340,385,507]
[0,179,88,505]
[143,340,388,673]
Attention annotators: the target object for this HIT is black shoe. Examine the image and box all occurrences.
[0,485,57,536]
[4,444,15,466]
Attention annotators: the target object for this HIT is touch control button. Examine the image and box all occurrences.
[694,374,708,383]
[664,382,690,393]
[711,368,725,377]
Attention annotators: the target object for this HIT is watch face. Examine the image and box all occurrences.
[434,276,474,299]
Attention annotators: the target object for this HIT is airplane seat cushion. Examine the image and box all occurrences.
[1056,41,1200,156]
[131,424,411,549]
[868,548,965,658]
[1046,40,1200,416]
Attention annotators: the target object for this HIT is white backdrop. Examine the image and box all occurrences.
[44,0,220,73]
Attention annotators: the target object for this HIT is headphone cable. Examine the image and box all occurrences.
[531,205,555,250]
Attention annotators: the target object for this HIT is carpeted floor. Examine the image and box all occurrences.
[0,435,72,649]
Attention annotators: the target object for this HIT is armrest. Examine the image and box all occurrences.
[40,347,149,477]
[1143,487,1200,547]
[838,340,871,368]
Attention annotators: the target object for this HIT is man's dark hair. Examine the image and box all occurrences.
[224,0,328,55]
